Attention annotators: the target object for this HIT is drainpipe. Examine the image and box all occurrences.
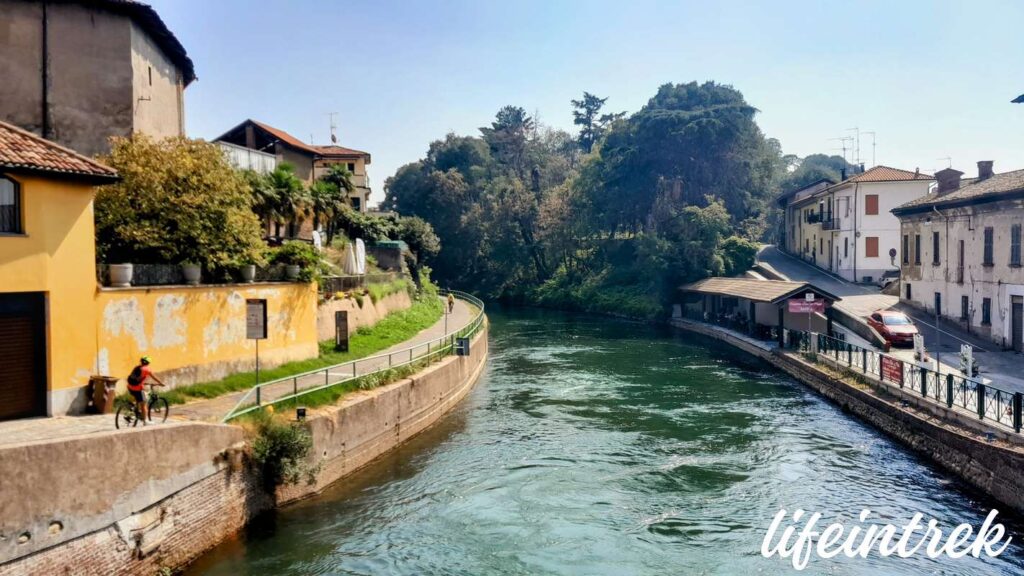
[41,0,51,139]
[853,183,859,282]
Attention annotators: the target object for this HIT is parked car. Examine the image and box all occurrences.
[877,269,900,289]
[867,310,918,347]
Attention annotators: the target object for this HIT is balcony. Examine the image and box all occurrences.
[822,217,839,231]
[806,213,821,224]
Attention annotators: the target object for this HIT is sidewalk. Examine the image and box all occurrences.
[0,297,476,446]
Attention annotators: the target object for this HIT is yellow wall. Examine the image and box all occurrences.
[0,173,321,415]
[0,174,99,415]
[94,283,318,393]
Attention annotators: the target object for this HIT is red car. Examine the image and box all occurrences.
[867,310,919,347]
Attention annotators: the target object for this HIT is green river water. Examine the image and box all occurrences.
[186,307,1024,575]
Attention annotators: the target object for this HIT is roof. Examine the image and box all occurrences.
[216,120,370,161]
[0,120,118,182]
[892,168,1024,215]
[1013,94,1024,104]
[679,277,840,304]
[775,178,834,207]
[843,165,934,183]
[85,0,196,86]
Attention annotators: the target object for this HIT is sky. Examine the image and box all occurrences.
[151,0,1024,203]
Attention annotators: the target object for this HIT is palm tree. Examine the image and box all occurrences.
[242,170,280,235]
[318,165,357,242]
[267,163,309,238]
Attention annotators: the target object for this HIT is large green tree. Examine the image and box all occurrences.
[96,135,265,269]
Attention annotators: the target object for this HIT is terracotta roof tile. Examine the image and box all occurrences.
[893,169,1024,214]
[845,165,934,183]
[0,120,118,181]
[246,121,369,159]
[313,145,370,158]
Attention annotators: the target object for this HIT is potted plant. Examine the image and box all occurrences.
[108,263,133,287]
[181,262,201,285]
[271,241,321,283]
[239,263,257,283]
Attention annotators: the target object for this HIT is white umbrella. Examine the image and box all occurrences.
[343,243,358,275]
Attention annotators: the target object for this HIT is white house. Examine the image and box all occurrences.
[779,166,934,283]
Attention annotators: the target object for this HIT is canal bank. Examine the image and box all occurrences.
[183,307,1024,575]
[669,316,1024,516]
[0,300,488,576]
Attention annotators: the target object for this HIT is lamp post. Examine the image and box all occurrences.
[926,217,941,375]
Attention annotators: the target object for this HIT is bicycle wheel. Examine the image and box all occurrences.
[148,397,170,424]
[115,405,139,429]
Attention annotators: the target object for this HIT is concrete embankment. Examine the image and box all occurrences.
[0,326,488,576]
[670,318,1024,515]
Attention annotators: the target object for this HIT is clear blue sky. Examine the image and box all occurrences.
[151,0,1024,201]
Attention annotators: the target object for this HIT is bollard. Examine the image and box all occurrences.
[977,384,986,419]
[946,374,954,408]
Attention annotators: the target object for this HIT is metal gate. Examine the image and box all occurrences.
[0,293,47,420]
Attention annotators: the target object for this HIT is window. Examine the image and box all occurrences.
[914,234,921,264]
[819,238,823,254]
[934,292,942,316]
[905,283,912,300]
[347,162,356,172]
[865,236,879,258]
[805,239,809,254]
[1012,224,1022,266]
[957,240,965,283]
[932,231,940,265]
[982,298,992,325]
[903,234,909,264]
[961,296,969,320]
[844,237,849,258]
[865,194,879,215]
[983,227,994,265]
[0,177,21,234]
[351,196,362,212]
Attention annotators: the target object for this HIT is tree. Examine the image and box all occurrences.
[480,105,534,179]
[266,163,309,237]
[571,92,624,153]
[95,135,265,269]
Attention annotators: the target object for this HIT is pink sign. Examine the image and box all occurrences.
[788,299,825,313]
[881,356,904,385]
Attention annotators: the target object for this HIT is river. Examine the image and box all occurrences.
[186,307,1024,575]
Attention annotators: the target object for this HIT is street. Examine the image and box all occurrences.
[758,245,1024,393]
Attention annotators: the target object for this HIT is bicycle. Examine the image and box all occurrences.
[115,383,170,429]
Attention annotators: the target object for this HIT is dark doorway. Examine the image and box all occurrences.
[1012,296,1023,353]
[0,293,47,420]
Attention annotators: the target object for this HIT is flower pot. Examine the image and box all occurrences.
[239,264,256,283]
[285,265,301,281]
[182,264,201,285]
[109,264,133,287]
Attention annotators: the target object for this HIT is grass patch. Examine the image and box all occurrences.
[367,278,412,304]
[162,294,444,405]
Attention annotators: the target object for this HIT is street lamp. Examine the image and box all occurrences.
[926,217,941,375]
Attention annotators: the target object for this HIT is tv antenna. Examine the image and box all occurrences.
[846,126,861,165]
[829,136,855,164]
[937,156,952,169]
[862,131,877,167]
[327,112,339,144]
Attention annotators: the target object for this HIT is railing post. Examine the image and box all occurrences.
[294,377,298,397]
[1014,393,1022,433]
[862,349,867,374]
[946,374,954,408]
[920,367,927,397]
[977,383,986,419]
[256,386,261,407]
[899,360,905,389]
[847,344,852,366]
[325,369,329,387]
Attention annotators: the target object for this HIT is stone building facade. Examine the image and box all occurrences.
[892,162,1024,351]
[0,0,195,157]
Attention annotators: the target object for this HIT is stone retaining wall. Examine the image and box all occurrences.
[315,290,412,342]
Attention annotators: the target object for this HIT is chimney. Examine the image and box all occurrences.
[859,163,866,173]
[977,160,994,181]
[935,167,964,196]
[841,167,847,181]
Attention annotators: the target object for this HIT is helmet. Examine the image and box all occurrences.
[140,356,152,365]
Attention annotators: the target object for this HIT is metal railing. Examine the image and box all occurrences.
[783,330,1023,434]
[320,272,400,293]
[221,290,485,422]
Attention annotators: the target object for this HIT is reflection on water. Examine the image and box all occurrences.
[186,307,1024,575]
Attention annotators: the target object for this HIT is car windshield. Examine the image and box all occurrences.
[883,315,912,326]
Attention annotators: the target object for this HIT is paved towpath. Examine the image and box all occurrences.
[0,297,475,447]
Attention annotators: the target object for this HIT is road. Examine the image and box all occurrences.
[759,245,1024,393]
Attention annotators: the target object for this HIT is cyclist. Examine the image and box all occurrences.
[127,356,165,421]
[447,293,455,313]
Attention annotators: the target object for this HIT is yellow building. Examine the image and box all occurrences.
[0,120,320,420]
[0,120,119,420]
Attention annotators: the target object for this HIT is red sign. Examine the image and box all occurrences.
[788,299,825,313]
[881,356,903,385]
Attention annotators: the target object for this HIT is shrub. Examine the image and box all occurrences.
[271,241,329,283]
[249,411,320,488]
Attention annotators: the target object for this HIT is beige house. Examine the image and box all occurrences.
[893,162,1024,351]
[0,0,195,157]
[216,119,372,223]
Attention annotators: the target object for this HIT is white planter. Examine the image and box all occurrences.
[239,265,256,283]
[285,265,301,281]
[109,264,133,287]
[182,264,201,285]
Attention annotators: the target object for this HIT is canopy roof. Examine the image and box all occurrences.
[679,277,840,304]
